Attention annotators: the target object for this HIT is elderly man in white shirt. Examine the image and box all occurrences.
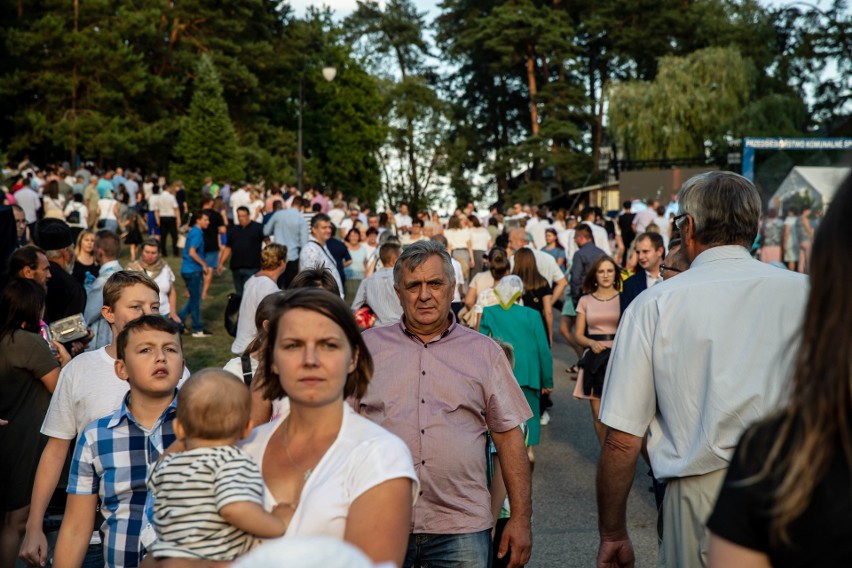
[595,172,809,568]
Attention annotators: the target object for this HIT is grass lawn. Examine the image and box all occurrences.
[120,249,237,371]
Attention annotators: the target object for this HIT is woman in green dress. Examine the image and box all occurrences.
[479,275,553,458]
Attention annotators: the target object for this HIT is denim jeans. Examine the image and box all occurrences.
[232,267,259,296]
[403,529,491,568]
[178,271,204,331]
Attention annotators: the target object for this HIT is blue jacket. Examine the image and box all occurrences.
[620,269,648,315]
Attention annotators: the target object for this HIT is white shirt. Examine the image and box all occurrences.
[444,228,471,251]
[450,258,464,301]
[230,189,252,219]
[469,227,492,251]
[633,208,656,233]
[394,213,412,229]
[351,269,403,326]
[146,265,177,316]
[528,221,549,250]
[328,207,346,228]
[299,239,344,298]
[557,229,578,264]
[599,246,809,480]
[645,270,664,289]
[231,274,280,355]
[240,400,419,540]
[15,187,41,223]
[155,192,178,217]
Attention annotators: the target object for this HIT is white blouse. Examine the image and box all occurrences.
[444,228,471,251]
[240,399,419,540]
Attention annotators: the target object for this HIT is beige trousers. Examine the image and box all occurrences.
[657,468,727,568]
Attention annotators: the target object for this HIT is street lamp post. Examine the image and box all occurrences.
[297,66,337,194]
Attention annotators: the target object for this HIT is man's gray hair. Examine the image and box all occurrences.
[393,240,456,289]
[678,171,761,248]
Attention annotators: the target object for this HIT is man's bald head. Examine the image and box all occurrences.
[508,229,529,252]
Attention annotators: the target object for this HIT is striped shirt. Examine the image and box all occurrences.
[68,392,177,568]
[147,445,265,560]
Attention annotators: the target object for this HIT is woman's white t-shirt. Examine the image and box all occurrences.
[445,228,471,251]
[240,399,419,540]
[469,227,491,251]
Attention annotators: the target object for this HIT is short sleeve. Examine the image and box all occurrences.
[598,304,656,436]
[707,426,772,553]
[483,342,533,433]
[41,363,78,439]
[345,435,419,505]
[67,426,99,495]
[214,454,265,510]
[12,332,59,380]
[576,295,588,315]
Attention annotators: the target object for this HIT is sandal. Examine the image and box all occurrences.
[566,364,579,374]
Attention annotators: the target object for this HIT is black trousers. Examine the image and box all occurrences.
[159,217,179,256]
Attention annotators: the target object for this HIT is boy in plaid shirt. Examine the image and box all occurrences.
[54,315,183,568]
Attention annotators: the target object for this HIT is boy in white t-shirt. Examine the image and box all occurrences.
[147,369,289,560]
[20,271,183,567]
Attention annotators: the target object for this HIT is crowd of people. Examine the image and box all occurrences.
[1,159,851,568]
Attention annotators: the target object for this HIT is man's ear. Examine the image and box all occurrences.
[115,358,129,383]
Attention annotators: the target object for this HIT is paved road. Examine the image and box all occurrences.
[526,331,658,567]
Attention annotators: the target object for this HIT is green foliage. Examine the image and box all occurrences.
[170,55,244,203]
[608,47,752,159]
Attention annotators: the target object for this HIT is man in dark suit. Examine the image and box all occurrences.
[620,232,665,315]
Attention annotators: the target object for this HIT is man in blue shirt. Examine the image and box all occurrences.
[263,196,308,288]
[178,211,211,337]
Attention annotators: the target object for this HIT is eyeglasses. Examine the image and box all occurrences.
[673,213,689,231]
[660,264,683,276]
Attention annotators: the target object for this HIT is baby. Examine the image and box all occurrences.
[147,368,287,560]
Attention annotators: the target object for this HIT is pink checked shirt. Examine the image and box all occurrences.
[358,316,532,534]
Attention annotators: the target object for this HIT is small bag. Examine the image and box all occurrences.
[49,313,88,343]
[224,293,241,337]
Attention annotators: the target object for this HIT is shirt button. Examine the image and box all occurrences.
[421,399,425,403]
[419,491,423,496]
[421,460,425,465]
[421,429,425,434]
[422,371,425,375]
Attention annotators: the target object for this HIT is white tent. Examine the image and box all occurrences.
[771,166,850,209]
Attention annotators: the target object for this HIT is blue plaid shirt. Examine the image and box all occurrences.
[68,391,177,568]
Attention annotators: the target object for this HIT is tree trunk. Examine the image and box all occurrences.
[70,0,79,167]
[526,43,539,137]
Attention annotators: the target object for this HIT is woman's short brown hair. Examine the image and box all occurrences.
[259,288,373,402]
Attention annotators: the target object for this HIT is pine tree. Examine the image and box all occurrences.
[170,55,244,205]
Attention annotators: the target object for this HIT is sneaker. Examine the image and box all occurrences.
[191,330,212,338]
[540,411,551,426]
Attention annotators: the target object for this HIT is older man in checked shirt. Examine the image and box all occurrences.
[357,240,533,568]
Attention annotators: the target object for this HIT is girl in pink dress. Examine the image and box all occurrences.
[573,256,623,446]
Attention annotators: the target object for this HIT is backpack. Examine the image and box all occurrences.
[224,293,241,337]
[66,209,81,224]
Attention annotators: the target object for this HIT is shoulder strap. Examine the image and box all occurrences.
[240,354,253,386]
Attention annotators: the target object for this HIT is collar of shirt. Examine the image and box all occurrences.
[399,313,457,345]
[108,390,178,430]
[690,245,751,268]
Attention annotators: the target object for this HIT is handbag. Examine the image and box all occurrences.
[49,313,88,343]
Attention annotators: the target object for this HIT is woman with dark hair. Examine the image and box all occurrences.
[542,227,567,271]
[42,180,65,220]
[512,247,553,345]
[240,288,418,565]
[0,279,69,566]
[573,255,623,445]
[707,174,852,567]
